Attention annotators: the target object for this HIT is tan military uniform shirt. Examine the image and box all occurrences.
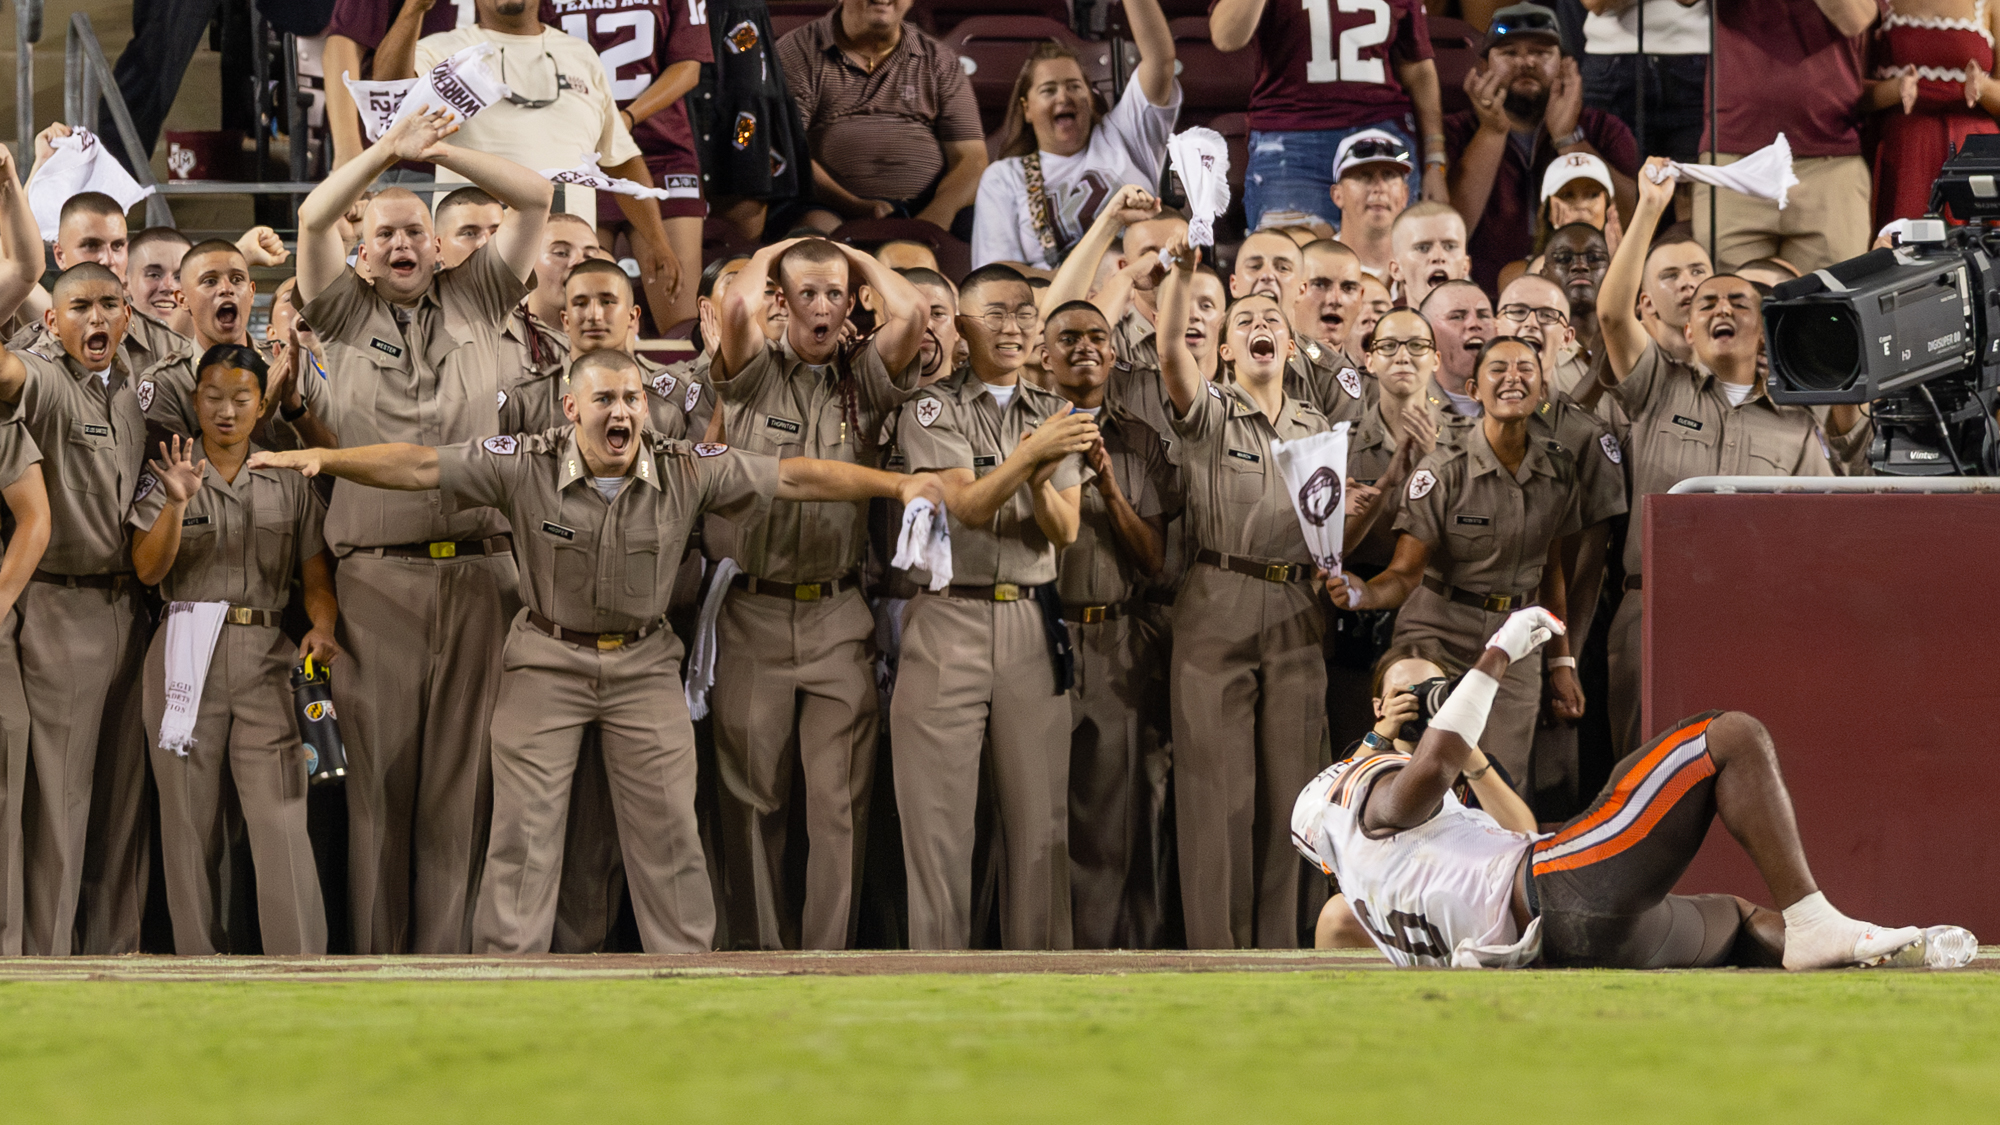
[11,309,197,439]
[1055,403,1177,608]
[1283,339,1370,427]
[0,345,147,575]
[1534,391,1628,529]
[0,421,42,572]
[1396,421,1583,597]
[1344,394,1404,570]
[128,440,327,608]
[1104,357,1176,444]
[1170,380,1330,564]
[438,427,776,634]
[896,370,1088,587]
[1612,342,1834,574]
[705,336,917,583]
[302,242,526,552]
[1113,305,1160,377]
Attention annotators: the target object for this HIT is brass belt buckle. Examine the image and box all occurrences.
[596,634,626,651]
[1482,593,1512,613]
[1081,605,1106,624]
[794,582,823,602]
[1263,563,1291,583]
[428,541,457,559]
[993,582,1021,602]
[225,606,253,625]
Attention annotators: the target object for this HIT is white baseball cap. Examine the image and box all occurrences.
[1333,129,1414,181]
[1541,152,1614,203]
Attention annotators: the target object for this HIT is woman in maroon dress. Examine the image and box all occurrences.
[1866,0,2000,228]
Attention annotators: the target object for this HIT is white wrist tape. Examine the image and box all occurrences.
[1428,669,1499,744]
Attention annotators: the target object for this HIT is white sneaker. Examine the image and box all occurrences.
[1883,926,1980,969]
[1784,919,1923,970]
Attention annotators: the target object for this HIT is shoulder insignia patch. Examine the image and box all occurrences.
[1336,367,1362,400]
[1408,468,1437,501]
[1207,383,1223,400]
[684,382,702,413]
[136,379,156,412]
[483,435,519,456]
[134,472,158,503]
[914,397,943,428]
[693,442,728,457]
[652,372,678,400]
[1304,340,1322,361]
[496,389,508,409]
[1599,434,1622,465]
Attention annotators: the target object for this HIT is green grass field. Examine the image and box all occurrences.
[3,967,1997,1123]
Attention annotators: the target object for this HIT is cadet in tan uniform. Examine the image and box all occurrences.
[550,258,714,439]
[1157,241,1332,950]
[891,264,1097,951]
[250,350,944,952]
[0,263,152,954]
[1415,280,1493,428]
[703,237,926,950]
[0,420,49,955]
[1043,300,1177,949]
[127,346,336,954]
[1590,160,1852,755]
[293,109,553,954]
[1290,240,1368,368]
[1336,337,1586,791]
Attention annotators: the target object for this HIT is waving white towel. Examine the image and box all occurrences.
[891,499,953,591]
[157,601,229,756]
[1271,423,1352,576]
[1167,127,1232,248]
[1649,134,1798,210]
[340,42,511,144]
[684,557,738,721]
[26,129,155,241]
[539,155,696,201]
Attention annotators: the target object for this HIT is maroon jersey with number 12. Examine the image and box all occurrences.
[1222,0,1433,133]
[542,0,714,174]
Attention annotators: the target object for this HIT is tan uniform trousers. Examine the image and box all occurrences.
[1693,154,1871,274]
[19,580,148,955]
[1607,586,1646,757]
[142,623,328,955]
[1171,566,1326,950]
[711,585,877,951]
[472,616,714,953]
[332,551,519,954]
[1067,613,1149,950]
[0,611,29,954]
[1392,585,1544,792]
[891,594,1072,951]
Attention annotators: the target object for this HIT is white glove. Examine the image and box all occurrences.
[1488,606,1565,662]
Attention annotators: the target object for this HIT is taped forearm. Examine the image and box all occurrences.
[1428,669,1498,745]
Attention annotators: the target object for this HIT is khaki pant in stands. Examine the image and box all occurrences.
[143,622,327,955]
[891,594,1071,951]
[472,617,714,953]
[333,551,518,954]
[1171,566,1325,950]
[0,610,30,954]
[19,580,148,955]
[711,585,877,951]
[1392,584,1544,793]
[1067,612,1148,950]
[1694,154,1871,274]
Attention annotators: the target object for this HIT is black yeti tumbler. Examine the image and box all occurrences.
[293,656,347,784]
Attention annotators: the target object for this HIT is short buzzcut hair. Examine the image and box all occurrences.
[1644,232,1709,270]
[774,236,849,288]
[434,185,500,222]
[178,238,245,276]
[1301,238,1360,263]
[59,192,126,231]
[51,260,122,297]
[569,347,642,388]
[1391,201,1465,243]
[1419,277,1488,315]
[129,226,191,257]
[564,256,635,298]
[1044,299,1109,328]
[957,263,1030,304]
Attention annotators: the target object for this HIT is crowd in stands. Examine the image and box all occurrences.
[0,0,1971,957]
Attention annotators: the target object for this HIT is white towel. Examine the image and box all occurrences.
[26,129,156,241]
[1166,127,1232,248]
[891,499,953,591]
[540,155,698,200]
[340,42,511,144]
[1271,423,1352,576]
[684,557,739,720]
[1651,134,1798,210]
[157,601,229,757]
[1451,916,1543,969]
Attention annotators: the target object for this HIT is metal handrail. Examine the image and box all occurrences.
[1668,476,2000,494]
[14,0,40,167]
[63,12,173,228]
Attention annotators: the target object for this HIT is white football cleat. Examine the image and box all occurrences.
[1883,926,1980,969]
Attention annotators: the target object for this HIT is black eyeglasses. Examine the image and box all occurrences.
[1499,303,1569,326]
[501,47,570,109]
[1368,337,1437,357]
[1546,250,1609,269]
[1344,138,1411,166]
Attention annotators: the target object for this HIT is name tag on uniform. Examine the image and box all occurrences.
[370,338,404,359]
[1672,414,1704,431]
[973,454,997,469]
[765,416,802,435]
[1455,515,1490,526]
[182,515,211,527]
[541,521,576,541]
[83,423,110,437]
[1227,448,1261,464]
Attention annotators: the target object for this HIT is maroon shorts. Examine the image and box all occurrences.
[597,152,706,225]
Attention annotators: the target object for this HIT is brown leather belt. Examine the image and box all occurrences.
[367,535,513,560]
[526,609,665,651]
[1062,603,1127,624]
[224,606,280,627]
[31,570,129,590]
[1624,575,1643,592]
[731,572,860,603]
[1194,549,1311,584]
[1422,574,1536,614]
[932,582,1043,602]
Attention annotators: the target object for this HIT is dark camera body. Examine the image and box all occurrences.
[1397,675,1461,743]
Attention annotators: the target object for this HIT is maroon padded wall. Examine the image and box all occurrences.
[1644,494,2000,939]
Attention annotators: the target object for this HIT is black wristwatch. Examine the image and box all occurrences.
[281,400,309,422]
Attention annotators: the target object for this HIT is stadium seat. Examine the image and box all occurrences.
[830,217,973,281]
[946,17,1114,136]
[1167,15,1255,129]
[922,0,1072,37]
[1429,16,1480,118]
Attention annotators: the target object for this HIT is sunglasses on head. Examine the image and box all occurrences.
[1347,138,1411,165]
[1492,12,1559,38]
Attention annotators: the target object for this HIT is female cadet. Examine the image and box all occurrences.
[129,344,338,955]
[1333,337,1585,797]
[1156,238,1330,950]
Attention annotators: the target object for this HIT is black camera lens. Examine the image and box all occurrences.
[1769,304,1863,392]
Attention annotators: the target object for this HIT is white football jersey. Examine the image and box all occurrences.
[1294,754,1534,968]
